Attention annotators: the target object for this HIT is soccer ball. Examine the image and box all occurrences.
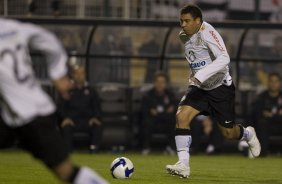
[110,157,134,179]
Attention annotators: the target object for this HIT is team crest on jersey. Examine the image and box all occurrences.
[188,50,196,62]
[196,34,202,46]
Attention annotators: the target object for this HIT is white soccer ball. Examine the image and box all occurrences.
[110,157,134,179]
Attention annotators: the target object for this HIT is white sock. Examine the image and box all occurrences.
[241,127,253,141]
[175,135,192,167]
[74,167,108,184]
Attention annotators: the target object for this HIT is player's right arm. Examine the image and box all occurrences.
[193,27,230,84]
[22,23,71,97]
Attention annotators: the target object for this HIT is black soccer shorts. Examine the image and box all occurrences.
[179,83,236,128]
[0,114,69,168]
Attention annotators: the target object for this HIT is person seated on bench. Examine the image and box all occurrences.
[58,65,102,153]
[252,72,282,157]
[141,72,177,155]
[190,115,223,155]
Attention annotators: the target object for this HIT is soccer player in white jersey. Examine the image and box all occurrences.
[0,18,108,184]
[166,5,261,178]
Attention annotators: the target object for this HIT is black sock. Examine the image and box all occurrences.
[175,128,191,136]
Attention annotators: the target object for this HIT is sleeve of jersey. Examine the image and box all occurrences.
[26,24,68,80]
[194,29,230,83]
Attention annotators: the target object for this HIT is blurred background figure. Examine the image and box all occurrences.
[28,0,60,16]
[59,66,102,154]
[251,72,282,157]
[27,0,37,16]
[190,116,223,155]
[270,0,282,22]
[51,0,61,17]
[141,72,176,155]
[271,36,282,58]
[91,30,132,84]
[139,34,161,83]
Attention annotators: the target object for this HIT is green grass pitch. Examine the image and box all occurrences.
[0,151,282,184]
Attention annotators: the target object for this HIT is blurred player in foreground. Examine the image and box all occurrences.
[166,5,261,178]
[0,18,108,184]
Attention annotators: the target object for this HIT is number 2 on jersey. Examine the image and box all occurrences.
[0,44,35,86]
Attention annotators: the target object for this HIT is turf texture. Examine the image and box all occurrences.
[0,151,281,184]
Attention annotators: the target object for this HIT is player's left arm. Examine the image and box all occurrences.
[24,23,68,80]
[23,23,71,97]
[193,28,230,84]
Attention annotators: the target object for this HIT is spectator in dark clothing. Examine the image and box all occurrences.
[59,66,102,153]
[51,0,60,16]
[91,32,132,84]
[190,115,223,155]
[252,72,282,156]
[28,0,60,16]
[141,72,176,155]
[139,35,160,83]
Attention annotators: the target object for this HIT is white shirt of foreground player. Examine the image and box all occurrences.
[181,21,232,90]
[0,18,67,127]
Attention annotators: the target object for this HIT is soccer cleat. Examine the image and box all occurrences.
[166,161,190,178]
[246,126,261,157]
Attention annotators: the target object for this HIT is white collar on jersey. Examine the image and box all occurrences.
[188,21,206,42]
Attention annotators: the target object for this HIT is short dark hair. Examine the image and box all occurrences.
[180,4,203,22]
[154,71,169,82]
[268,72,281,80]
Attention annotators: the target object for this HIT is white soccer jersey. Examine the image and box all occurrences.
[0,18,67,127]
[180,21,232,90]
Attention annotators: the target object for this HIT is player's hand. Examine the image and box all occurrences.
[166,105,175,113]
[150,109,158,116]
[89,117,102,126]
[61,118,74,128]
[189,77,201,87]
[279,109,282,116]
[263,111,273,118]
[53,75,72,99]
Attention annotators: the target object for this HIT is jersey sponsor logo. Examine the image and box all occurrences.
[190,61,206,69]
[209,31,225,51]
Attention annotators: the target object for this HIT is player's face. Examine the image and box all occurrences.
[73,67,86,84]
[180,13,201,36]
[268,75,281,93]
[154,76,167,93]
